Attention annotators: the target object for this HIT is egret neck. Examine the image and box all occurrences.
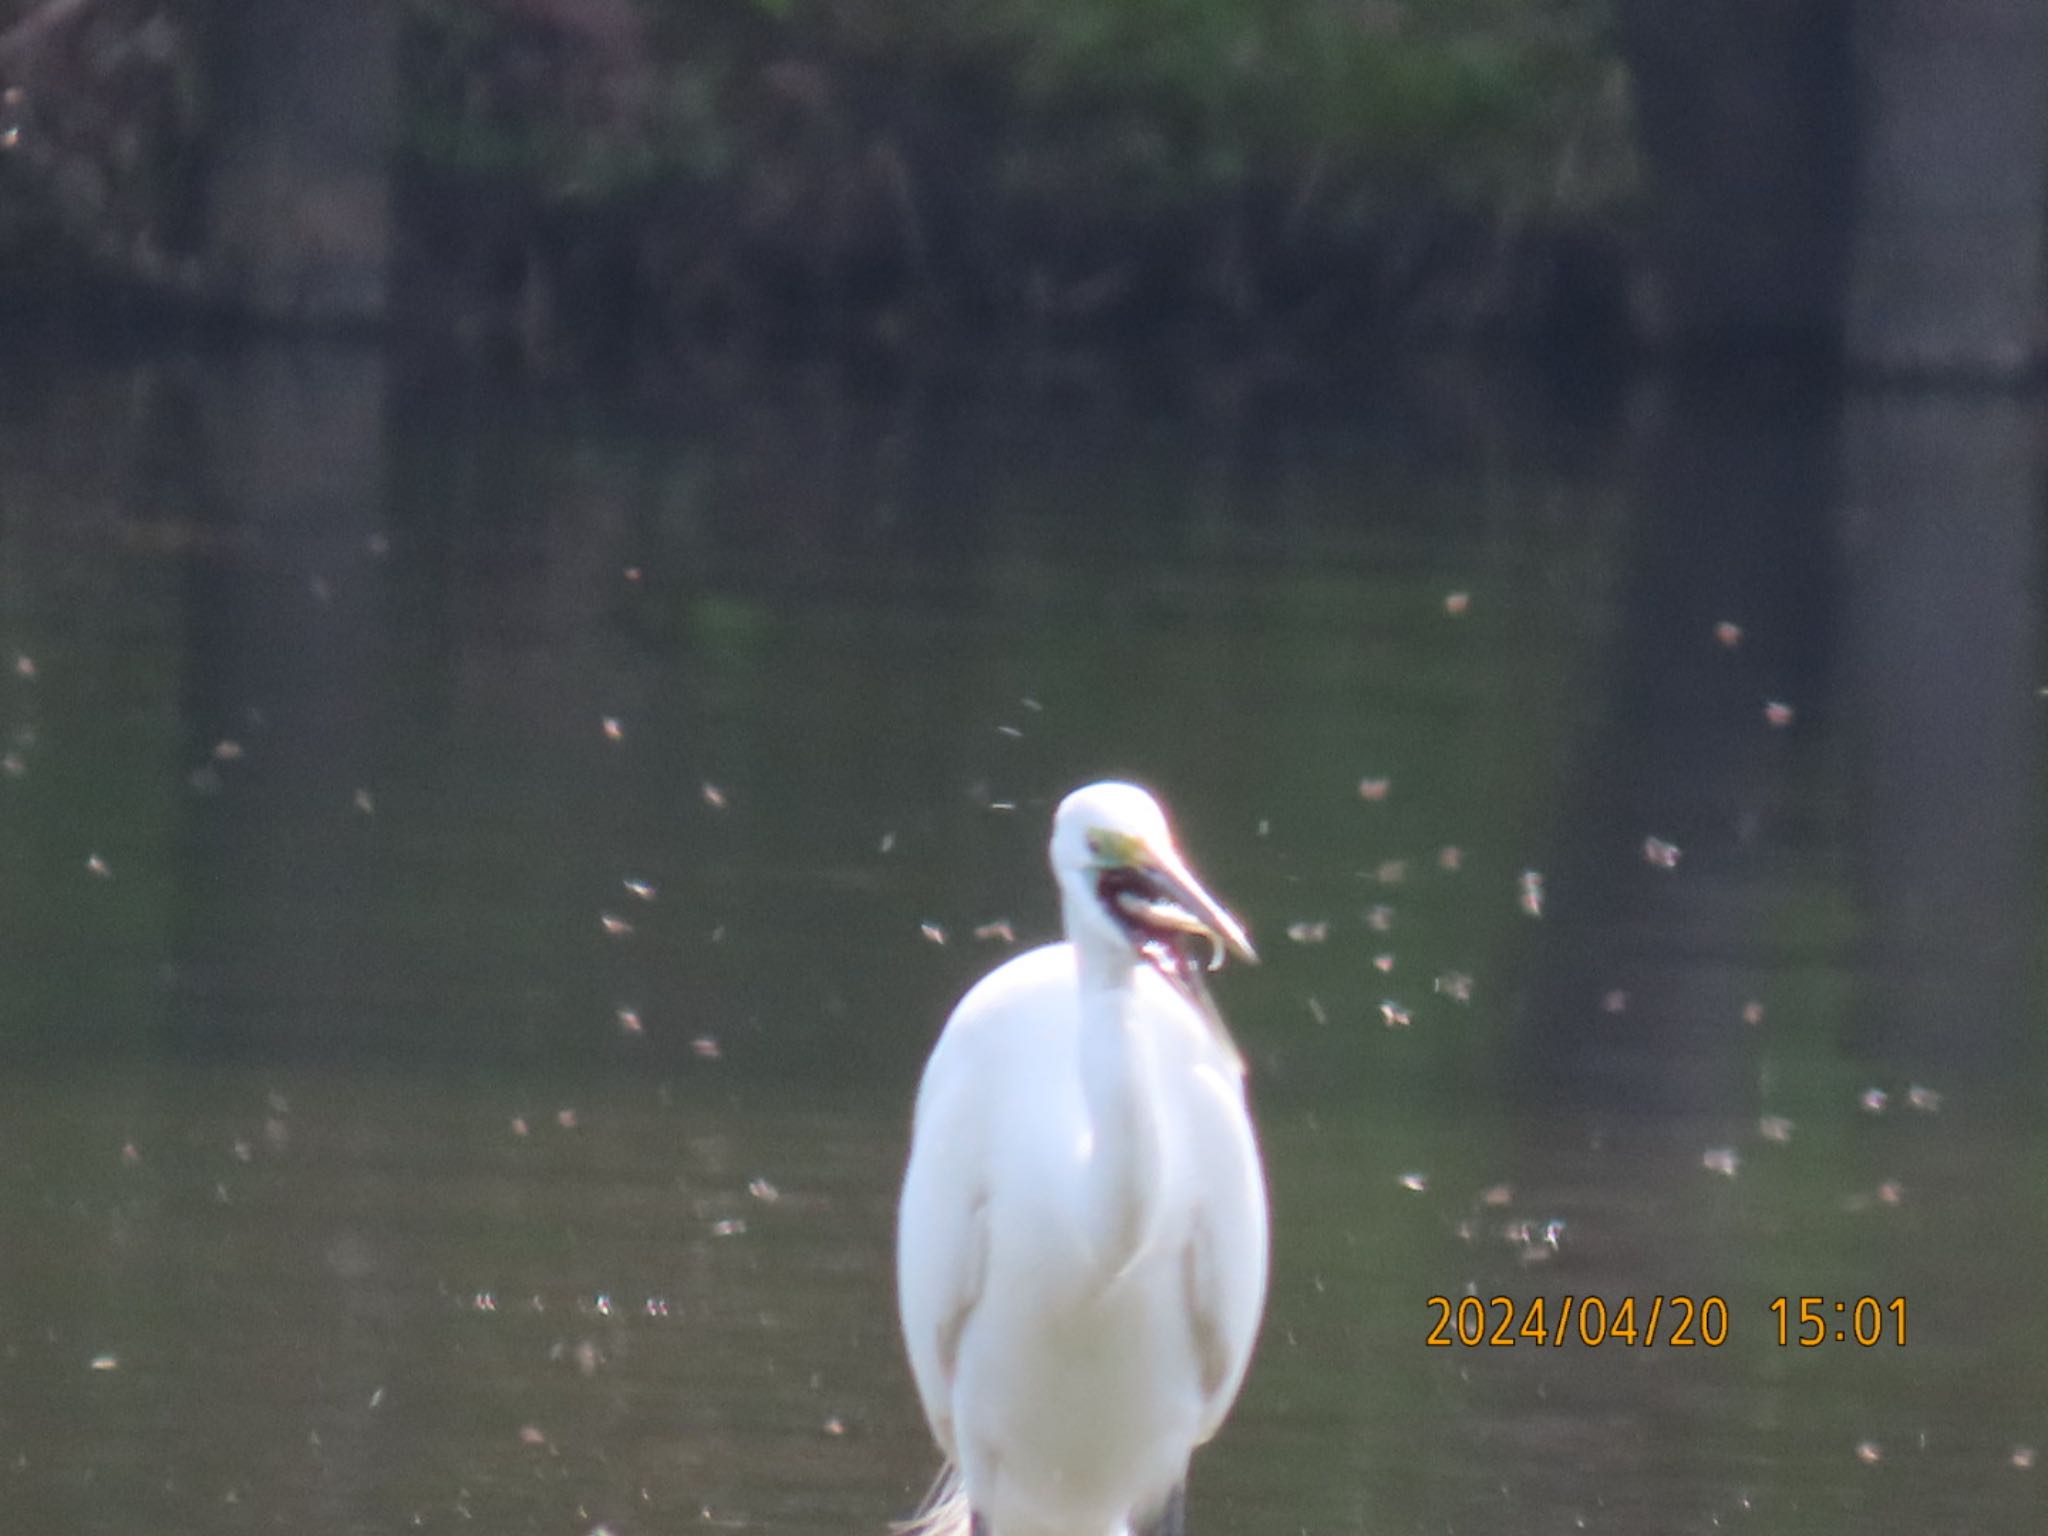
[1066,894,1168,1280]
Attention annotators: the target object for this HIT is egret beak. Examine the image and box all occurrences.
[1140,850,1257,969]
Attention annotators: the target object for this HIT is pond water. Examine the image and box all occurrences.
[0,342,2042,1536]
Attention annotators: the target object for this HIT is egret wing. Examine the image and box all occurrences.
[1181,1061,1269,1443]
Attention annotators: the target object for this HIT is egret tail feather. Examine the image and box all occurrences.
[891,1463,972,1536]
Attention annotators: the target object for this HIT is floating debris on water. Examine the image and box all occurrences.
[1357,777,1391,802]
[352,788,375,815]
[2012,1446,2037,1470]
[90,1353,119,1371]
[1305,996,1328,1024]
[510,1117,530,1137]
[920,922,947,945]
[1376,860,1407,885]
[1480,1185,1513,1207]
[1365,905,1394,933]
[1759,1115,1795,1143]
[555,1108,578,1130]
[748,1178,780,1203]
[1379,1001,1411,1029]
[972,920,1016,943]
[1601,989,1629,1014]
[1742,1000,1766,1025]
[1643,836,1682,869]
[1,752,23,778]
[1438,846,1463,872]
[1285,921,1329,944]
[1435,971,1473,1003]
[600,913,634,936]
[623,565,642,584]
[623,878,658,901]
[1860,1087,1889,1114]
[692,1036,722,1060]
[1021,697,1043,712]
[1444,591,1470,616]
[211,739,244,762]
[712,1218,746,1237]
[701,782,727,809]
[602,716,624,742]
[14,655,36,679]
[1702,1147,1741,1177]
[1764,700,1796,728]
[823,1416,847,1436]
[1398,1172,1429,1192]
[1855,1441,1882,1465]
[996,724,1023,739]
[1906,1084,1942,1112]
[1518,870,1545,918]
[1714,621,1744,648]
[1373,953,1395,973]
[879,831,897,854]
[1876,1181,1904,1206]
[86,853,111,878]
[615,1008,644,1035]
[518,1424,548,1446]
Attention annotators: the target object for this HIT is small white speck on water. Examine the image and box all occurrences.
[615,1009,644,1035]
[89,1354,119,1371]
[1876,1181,1904,1206]
[692,1036,722,1060]
[86,853,111,878]
[1855,1441,1882,1465]
[509,1117,530,1137]
[712,1218,747,1237]
[1714,621,1744,648]
[1601,989,1629,1014]
[1358,777,1391,802]
[1020,696,1043,712]
[1365,904,1395,933]
[1379,1001,1411,1028]
[1256,818,1271,838]
[709,924,726,943]
[1742,1000,1766,1025]
[1373,953,1396,973]
[1643,836,1682,869]
[1480,1184,1513,1207]
[1305,996,1328,1024]
[701,782,727,809]
[996,724,1023,738]
[473,1292,498,1312]
[1376,860,1407,885]
[1517,870,1545,918]
[14,654,35,679]
[879,831,897,854]
[555,1108,578,1130]
[1286,921,1329,944]
[823,1416,846,1436]
[2012,1446,2037,1470]
[602,716,624,742]
[1906,1084,1942,1112]
[989,801,1017,812]
[972,920,1016,943]
[1,752,24,778]
[1759,1115,1795,1143]
[1398,1172,1429,1192]
[1860,1087,1889,1114]
[1702,1147,1740,1177]
[748,1178,780,1203]
[352,788,375,814]
[1764,700,1796,728]
[920,922,947,945]
[600,913,634,937]
[212,739,244,762]
[369,1387,385,1409]
[1444,591,1470,616]
[1435,971,1473,1002]
[1438,846,1463,872]
[623,878,658,901]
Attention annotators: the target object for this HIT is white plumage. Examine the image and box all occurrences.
[897,782,1268,1536]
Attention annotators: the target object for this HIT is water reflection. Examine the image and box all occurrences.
[0,344,2042,1536]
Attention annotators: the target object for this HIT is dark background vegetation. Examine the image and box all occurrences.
[1,0,2042,378]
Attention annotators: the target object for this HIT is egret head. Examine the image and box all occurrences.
[1050,782,1257,975]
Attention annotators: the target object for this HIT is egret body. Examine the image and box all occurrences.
[897,782,1268,1536]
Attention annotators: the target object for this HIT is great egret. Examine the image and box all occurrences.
[896,782,1268,1536]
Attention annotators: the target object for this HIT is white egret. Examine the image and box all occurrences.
[896,782,1268,1536]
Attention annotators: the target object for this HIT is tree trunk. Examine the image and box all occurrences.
[204,0,398,325]
[1845,0,2048,379]
[1618,0,1855,353]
